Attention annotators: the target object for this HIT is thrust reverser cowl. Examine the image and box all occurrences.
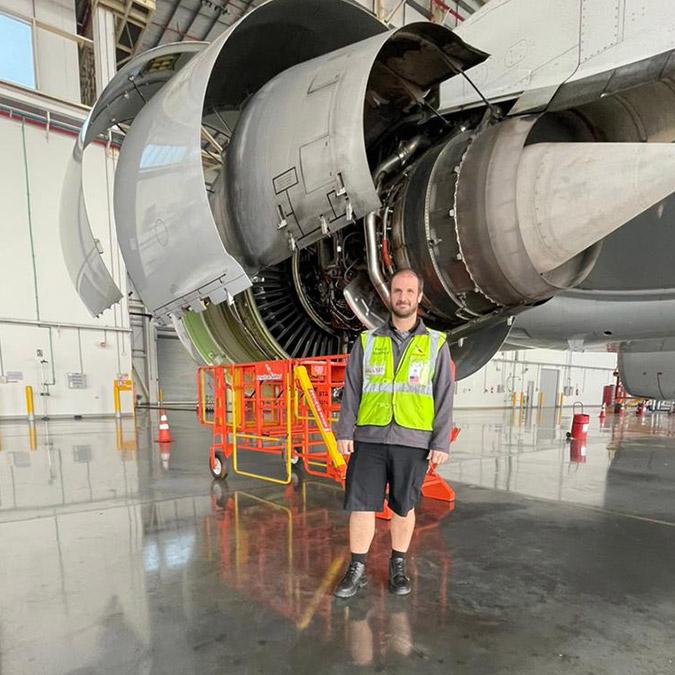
[62,0,393,319]
[113,0,403,318]
[59,42,206,317]
[224,22,487,270]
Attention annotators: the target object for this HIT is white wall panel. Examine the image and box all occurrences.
[454,347,617,409]
[16,123,128,329]
[0,323,132,418]
[34,0,80,102]
[0,115,131,418]
[0,0,32,18]
[24,126,90,325]
[0,119,35,320]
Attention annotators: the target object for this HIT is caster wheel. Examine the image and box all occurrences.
[210,451,228,479]
[282,447,301,467]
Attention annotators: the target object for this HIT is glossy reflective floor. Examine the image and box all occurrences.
[1,408,674,674]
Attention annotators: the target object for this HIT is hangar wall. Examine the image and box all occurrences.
[0,1,132,419]
[0,115,132,419]
[454,348,617,409]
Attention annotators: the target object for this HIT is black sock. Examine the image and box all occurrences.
[391,549,406,561]
[351,552,367,565]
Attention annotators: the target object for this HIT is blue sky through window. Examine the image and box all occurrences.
[0,13,36,89]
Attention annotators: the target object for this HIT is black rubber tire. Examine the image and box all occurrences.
[210,451,228,479]
[281,446,302,468]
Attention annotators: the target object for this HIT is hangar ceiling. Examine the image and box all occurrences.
[75,0,489,66]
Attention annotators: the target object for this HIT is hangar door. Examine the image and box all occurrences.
[539,368,560,408]
[157,334,198,404]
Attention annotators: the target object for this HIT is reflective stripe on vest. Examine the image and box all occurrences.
[356,328,447,432]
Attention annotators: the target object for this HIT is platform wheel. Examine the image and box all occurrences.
[210,451,228,480]
[282,446,301,467]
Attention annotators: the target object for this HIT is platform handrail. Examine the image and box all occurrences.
[294,364,346,474]
[231,367,293,485]
[197,366,215,426]
[201,355,455,514]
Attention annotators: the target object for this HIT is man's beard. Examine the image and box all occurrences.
[391,303,417,319]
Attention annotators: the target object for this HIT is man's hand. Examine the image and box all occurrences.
[337,439,354,456]
[427,449,449,465]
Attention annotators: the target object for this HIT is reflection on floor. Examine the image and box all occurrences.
[0,408,674,674]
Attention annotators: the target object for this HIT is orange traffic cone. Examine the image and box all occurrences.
[156,411,172,443]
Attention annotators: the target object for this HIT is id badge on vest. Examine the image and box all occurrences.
[408,361,425,385]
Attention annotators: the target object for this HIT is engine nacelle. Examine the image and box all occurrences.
[60,0,675,379]
[619,340,675,400]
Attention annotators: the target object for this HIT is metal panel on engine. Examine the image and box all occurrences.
[619,339,675,399]
[225,23,487,269]
[225,38,386,267]
[59,44,205,317]
[113,32,253,319]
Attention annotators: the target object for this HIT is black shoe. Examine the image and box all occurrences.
[389,558,411,595]
[334,561,368,598]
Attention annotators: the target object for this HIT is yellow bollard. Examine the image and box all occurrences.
[519,392,525,409]
[25,386,35,422]
[558,392,564,408]
[538,391,544,408]
[113,377,134,418]
[511,392,517,408]
[113,380,121,418]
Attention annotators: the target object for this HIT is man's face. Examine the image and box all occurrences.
[390,273,422,319]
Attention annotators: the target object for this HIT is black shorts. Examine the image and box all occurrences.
[343,441,429,517]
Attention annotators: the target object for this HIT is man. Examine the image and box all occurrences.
[333,268,454,598]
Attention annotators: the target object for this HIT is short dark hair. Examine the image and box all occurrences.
[389,268,424,294]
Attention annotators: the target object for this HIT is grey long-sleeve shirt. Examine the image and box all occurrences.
[334,319,454,453]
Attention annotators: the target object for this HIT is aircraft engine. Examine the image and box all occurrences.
[61,0,675,379]
[618,340,675,401]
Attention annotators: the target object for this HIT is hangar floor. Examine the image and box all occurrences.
[0,408,674,674]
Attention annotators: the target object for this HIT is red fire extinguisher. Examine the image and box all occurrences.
[567,402,589,441]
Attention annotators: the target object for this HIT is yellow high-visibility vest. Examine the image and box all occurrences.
[356,329,446,431]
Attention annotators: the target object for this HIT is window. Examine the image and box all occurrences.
[0,13,36,89]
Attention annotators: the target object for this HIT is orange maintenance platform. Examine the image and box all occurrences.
[197,355,457,519]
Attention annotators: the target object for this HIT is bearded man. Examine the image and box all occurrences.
[334,268,454,598]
